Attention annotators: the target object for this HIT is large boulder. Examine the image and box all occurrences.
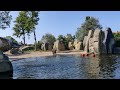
[92,29,103,54]
[74,41,83,50]
[68,42,74,50]
[20,45,34,52]
[41,43,48,51]
[53,40,65,51]
[103,27,115,54]
[83,36,88,49]
[0,37,11,52]
[41,42,53,51]
[84,30,94,52]
[73,39,79,46]
[10,48,21,54]
[0,51,13,78]
[48,44,53,50]
[88,38,94,53]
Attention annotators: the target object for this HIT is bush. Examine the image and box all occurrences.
[114,33,120,47]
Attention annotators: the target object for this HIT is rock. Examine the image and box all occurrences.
[10,48,19,54]
[83,36,88,48]
[0,60,13,77]
[20,45,34,52]
[92,29,103,54]
[41,43,48,51]
[103,27,115,54]
[41,42,53,51]
[88,38,94,53]
[74,41,83,50]
[73,39,79,46]
[53,40,65,51]
[52,49,56,55]
[0,37,11,52]
[68,42,74,50]
[0,52,13,78]
[84,30,94,52]
[48,44,53,50]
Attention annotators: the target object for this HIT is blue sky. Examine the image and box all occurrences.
[0,11,120,44]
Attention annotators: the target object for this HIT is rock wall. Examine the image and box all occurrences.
[84,30,94,53]
[82,27,115,54]
[53,40,65,51]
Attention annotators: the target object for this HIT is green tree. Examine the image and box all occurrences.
[0,11,12,29]
[41,33,56,45]
[13,11,29,45]
[65,34,73,42]
[57,35,69,50]
[25,11,40,51]
[113,32,120,47]
[76,27,88,41]
[57,35,64,41]
[75,16,102,41]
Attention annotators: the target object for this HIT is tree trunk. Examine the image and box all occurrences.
[34,30,37,51]
[23,34,26,46]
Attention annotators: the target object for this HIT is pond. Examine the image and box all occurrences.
[11,54,120,79]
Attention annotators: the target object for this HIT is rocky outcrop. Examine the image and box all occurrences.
[83,36,88,48]
[41,43,48,51]
[0,37,10,52]
[73,39,84,50]
[53,40,65,51]
[82,27,115,54]
[84,30,94,53]
[0,51,13,77]
[41,42,53,51]
[10,48,23,54]
[68,42,74,50]
[103,27,115,54]
[19,46,34,52]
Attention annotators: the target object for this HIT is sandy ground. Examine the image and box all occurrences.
[4,50,87,61]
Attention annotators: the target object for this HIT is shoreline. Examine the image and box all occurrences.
[4,50,87,61]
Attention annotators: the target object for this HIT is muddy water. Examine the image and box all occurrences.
[11,54,120,79]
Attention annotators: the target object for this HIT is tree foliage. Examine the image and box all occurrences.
[13,11,29,45]
[75,16,102,41]
[57,34,74,50]
[57,35,64,41]
[41,33,56,45]
[13,11,40,50]
[113,32,120,47]
[65,34,73,42]
[0,11,12,29]
[26,11,40,51]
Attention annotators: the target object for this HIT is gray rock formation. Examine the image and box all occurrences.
[73,39,83,50]
[84,30,94,53]
[68,42,74,50]
[81,27,115,54]
[92,29,103,54]
[41,42,48,51]
[83,36,88,48]
[0,51,13,77]
[53,40,65,51]
[103,27,115,54]
[41,42,53,51]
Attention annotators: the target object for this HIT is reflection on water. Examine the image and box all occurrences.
[12,54,120,79]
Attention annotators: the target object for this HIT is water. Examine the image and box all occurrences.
[11,54,120,79]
